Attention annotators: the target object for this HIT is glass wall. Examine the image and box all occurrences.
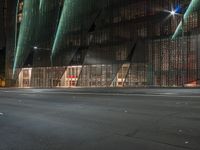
[11,0,200,87]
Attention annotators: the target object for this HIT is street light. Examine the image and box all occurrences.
[33,46,38,50]
[170,10,176,16]
[32,46,51,51]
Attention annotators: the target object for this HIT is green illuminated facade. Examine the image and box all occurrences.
[6,0,200,87]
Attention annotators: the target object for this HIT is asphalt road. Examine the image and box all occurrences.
[0,88,200,150]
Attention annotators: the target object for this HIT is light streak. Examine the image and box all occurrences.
[51,0,71,60]
[13,0,38,76]
[172,0,200,39]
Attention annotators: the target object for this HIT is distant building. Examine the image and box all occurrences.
[5,0,200,87]
[0,47,5,76]
[0,0,6,80]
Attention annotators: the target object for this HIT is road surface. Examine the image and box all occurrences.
[0,88,200,150]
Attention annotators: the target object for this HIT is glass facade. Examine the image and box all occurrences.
[6,0,200,87]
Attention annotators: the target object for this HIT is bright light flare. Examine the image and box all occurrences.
[33,46,38,50]
[170,10,176,16]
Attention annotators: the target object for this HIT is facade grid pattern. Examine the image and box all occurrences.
[5,0,200,87]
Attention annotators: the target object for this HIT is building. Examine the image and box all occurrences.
[5,0,200,88]
[0,47,6,87]
[0,48,5,77]
[0,0,6,85]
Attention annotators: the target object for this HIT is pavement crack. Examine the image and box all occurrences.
[124,129,140,138]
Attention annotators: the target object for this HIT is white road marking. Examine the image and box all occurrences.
[156,93,175,95]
